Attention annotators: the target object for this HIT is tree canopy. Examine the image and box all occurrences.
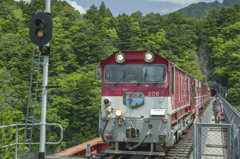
[0,0,240,158]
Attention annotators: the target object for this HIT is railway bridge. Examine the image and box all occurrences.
[43,95,240,159]
[1,82,237,159]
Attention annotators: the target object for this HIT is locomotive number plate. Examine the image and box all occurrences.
[148,91,160,96]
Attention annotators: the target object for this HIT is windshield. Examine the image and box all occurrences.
[104,64,167,83]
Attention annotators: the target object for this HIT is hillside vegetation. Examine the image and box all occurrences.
[174,0,240,19]
[0,0,240,158]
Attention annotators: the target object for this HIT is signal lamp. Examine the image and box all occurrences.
[29,12,53,46]
[104,98,111,106]
[144,51,155,63]
[115,109,122,117]
[35,19,45,28]
[34,29,44,38]
[115,51,126,63]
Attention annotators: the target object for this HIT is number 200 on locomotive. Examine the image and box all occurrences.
[95,50,211,155]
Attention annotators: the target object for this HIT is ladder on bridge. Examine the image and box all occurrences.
[21,44,42,159]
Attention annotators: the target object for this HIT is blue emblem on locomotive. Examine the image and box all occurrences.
[123,92,145,109]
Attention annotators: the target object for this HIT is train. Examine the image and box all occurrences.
[95,50,211,155]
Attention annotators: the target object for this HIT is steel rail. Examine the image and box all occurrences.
[171,127,193,158]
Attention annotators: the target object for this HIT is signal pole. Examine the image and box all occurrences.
[39,0,50,158]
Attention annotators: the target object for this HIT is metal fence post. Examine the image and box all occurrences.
[227,125,231,159]
[200,126,203,157]
[238,125,240,158]
[232,124,236,159]
[196,125,199,159]
[193,122,196,159]
[15,125,18,159]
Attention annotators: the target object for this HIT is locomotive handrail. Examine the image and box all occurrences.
[0,123,63,159]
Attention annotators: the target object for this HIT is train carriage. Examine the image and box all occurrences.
[96,50,211,155]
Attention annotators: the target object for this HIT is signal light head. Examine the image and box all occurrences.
[115,51,126,63]
[144,51,155,63]
[34,29,44,38]
[35,19,45,29]
[29,12,53,46]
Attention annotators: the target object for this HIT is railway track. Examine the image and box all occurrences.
[159,126,193,159]
[100,99,213,159]
[100,126,193,159]
[101,154,159,159]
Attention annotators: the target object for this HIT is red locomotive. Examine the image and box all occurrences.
[96,50,211,155]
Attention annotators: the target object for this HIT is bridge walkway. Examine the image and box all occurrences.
[202,112,228,159]
[190,96,240,159]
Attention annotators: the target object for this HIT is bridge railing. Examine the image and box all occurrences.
[193,98,213,159]
[0,123,63,159]
[220,96,240,125]
[220,96,240,158]
[193,97,240,159]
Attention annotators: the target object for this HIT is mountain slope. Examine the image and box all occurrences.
[165,0,240,19]
[178,1,224,19]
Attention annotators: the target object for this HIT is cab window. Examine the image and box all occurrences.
[104,64,167,83]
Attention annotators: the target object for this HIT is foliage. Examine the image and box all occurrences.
[168,0,240,20]
[175,1,224,20]
[202,3,240,110]
[227,82,240,111]
[206,8,240,87]
[0,0,240,157]
[0,68,25,159]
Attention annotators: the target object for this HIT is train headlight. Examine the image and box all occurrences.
[115,51,126,63]
[143,51,155,63]
[115,109,122,117]
[103,98,111,106]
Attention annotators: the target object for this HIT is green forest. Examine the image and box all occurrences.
[175,0,240,19]
[0,0,240,158]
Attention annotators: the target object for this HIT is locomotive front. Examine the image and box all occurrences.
[97,50,173,155]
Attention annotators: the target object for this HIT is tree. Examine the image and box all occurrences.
[3,0,240,156]
[227,82,240,111]
[0,1,15,19]
[207,22,240,87]
[106,8,113,17]
[45,71,101,147]
[84,4,102,26]
[204,7,220,37]
[141,29,168,54]
[130,11,143,24]
[116,13,141,50]
[99,1,107,19]
[140,12,165,35]
[0,68,25,158]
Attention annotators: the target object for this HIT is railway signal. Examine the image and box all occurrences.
[29,12,53,46]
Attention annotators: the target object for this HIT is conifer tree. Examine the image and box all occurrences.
[99,1,107,19]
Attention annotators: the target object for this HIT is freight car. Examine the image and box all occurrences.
[95,50,211,155]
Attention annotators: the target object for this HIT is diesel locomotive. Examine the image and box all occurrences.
[95,50,211,155]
